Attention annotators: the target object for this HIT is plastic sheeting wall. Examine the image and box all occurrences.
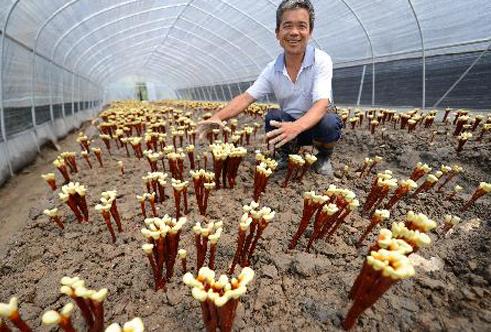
[176,49,491,109]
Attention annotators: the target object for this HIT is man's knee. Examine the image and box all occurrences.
[314,112,342,143]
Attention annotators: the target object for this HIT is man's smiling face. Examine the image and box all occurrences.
[276,8,312,56]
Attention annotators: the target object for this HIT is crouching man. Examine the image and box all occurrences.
[198,0,342,176]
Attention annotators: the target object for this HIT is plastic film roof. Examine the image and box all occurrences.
[2,0,491,97]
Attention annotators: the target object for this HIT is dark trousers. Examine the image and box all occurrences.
[264,109,342,146]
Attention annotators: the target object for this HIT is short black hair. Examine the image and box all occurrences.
[276,0,315,32]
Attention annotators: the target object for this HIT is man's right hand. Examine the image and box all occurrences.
[196,117,225,142]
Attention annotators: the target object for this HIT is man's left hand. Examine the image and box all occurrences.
[266,120,303,148]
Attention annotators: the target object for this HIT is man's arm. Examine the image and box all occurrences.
[196,92,256,140]
[294,98,330,132]
[267,98,330,148]
[209,92,255,122]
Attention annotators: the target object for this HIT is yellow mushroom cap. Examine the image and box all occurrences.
[367,249,415,280]
[406,211,436,232]
[444,215,461,225]
[60,286,74,296]
[426,174,439,183]
[60,276,81,287]
[373,209,390,220]
[122,317,145,332]
[42,173,56,181]
[178,249,187,258]
[239,214,253,231]
[0,297,18,318]
[105,323,123,332]
[391,222,432,248]
[400,179,417,190]
[60,302,74,316]
[348,199,360,210]
[43,208,59,217]
[90,288,109,302]
[191,288,208,302]
[182,273,203,289]
[42,310,60,325]
[479,182,491,193]
[238,267,255,285]
[142,243,154,254]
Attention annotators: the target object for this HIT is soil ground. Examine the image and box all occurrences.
[0,108,490,331]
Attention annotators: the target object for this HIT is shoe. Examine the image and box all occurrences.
[313,145,334,176]
[275,140,299,170]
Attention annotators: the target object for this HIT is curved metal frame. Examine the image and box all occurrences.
[98,50,217,90]
[0,0,20,176]
[44,2,185,114]
[90,33,237,87]
[61,9,183,66]
[179,17,261,71]
[68,14,262,84]
[140,0,195,71]
[89,36,228,86]
[96,55,200,88]
[77,27,172,73]
[32,0,86,125]
[71,20,176,71]
[87,29,229,84]
[188,3,274,59]
[433,41,491,108]
[338,0,375,105]
[50,1,186,61]
[98,54,199,86]
[46,0,273,96]
[407,0,426,109]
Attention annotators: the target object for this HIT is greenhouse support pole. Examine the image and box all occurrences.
[0,1,20,177]
[71,73,75,125]
[213,86,219,101]
[357,65,366,106]
[61,71,66,118]
[408,0,426,109]
[433,45,490,108]
[337,0,375,106]
[197,87,203,101]
[30,58,41,154]
[220,85,227,101]
[48,63,54,123]
[372,63,375,106]
[200,87,206,101]
[227,85,234,100]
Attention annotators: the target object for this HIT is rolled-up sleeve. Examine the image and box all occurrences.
[312,52,333,104]
[246,63,273,100]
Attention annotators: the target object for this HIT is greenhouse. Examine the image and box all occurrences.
[0,0,490,331]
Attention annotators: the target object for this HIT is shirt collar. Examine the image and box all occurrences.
[274,44,315,72]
